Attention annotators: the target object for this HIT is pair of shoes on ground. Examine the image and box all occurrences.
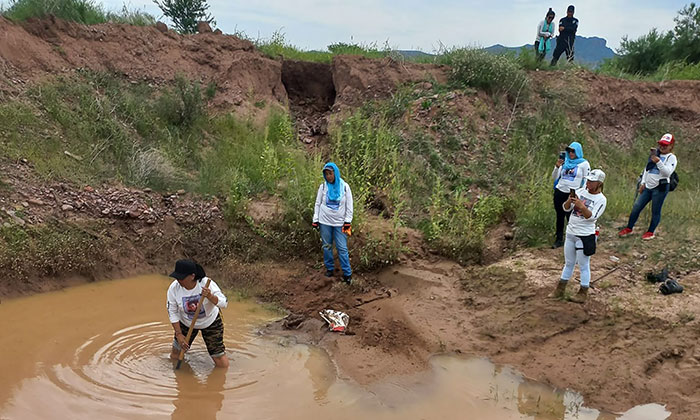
[618,228,655,240]
[325,270,352,284]
[548,280,588,303]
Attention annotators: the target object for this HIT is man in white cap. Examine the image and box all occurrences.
[549,169,607,303]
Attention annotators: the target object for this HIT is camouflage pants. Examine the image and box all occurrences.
[173,313,225,357]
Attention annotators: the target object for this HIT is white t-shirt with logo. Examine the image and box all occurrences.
[641,153,677,190]
[552,161,591,194]
[167,277,227,329]
[564,188,607,236]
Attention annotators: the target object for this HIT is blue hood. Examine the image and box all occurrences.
[563,142,586,171]
[323,162,345,201]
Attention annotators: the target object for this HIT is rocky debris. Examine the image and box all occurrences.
[0,164,223,229]
[197,21,212,34]
[155,22,168,33]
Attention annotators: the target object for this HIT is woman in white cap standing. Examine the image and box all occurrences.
[549,169,607,303]
[618,133,677,240]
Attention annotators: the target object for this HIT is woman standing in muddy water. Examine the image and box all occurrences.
[167,259,229,368]
[312,162,354,284]
[551,142,590,248]
[550,169,606,304]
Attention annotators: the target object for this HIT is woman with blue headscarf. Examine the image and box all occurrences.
[551,142,590,248]
[312,162,354,284]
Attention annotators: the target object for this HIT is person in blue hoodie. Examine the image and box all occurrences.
[312,163,354,284]
[551,142,590,248]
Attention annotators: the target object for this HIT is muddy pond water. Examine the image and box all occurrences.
[0,276,670,419]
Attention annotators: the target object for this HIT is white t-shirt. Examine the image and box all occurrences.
[641,153,677,190]
[552,161,591,194]
[167,277,227,329]
[564,188,606,236]
[312,182,354,227]
[535,19,556,43]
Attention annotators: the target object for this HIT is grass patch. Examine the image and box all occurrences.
[252,30,387,63]
[0,221,108,279]
[3,0,154,25]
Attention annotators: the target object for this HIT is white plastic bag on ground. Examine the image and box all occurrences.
[319,309,349,332]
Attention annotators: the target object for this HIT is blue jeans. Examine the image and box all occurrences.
[319,224,351,276]
[627,184,669,233]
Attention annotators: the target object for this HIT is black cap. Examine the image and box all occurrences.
[170,259,196,280]
[567,5,575,12]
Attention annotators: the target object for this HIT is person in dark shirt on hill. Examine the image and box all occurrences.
[551,5,579,65]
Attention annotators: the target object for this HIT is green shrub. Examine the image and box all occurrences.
[438,48,530,98]
[153,0,214,34]
[155,75,205,128]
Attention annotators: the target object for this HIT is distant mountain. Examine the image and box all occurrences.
[484,36,616,67]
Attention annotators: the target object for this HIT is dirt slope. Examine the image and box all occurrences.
[0,16,286,111]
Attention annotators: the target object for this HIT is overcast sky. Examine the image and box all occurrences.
[100,1,687,51]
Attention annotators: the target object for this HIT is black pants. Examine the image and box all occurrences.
[553,189,572,241]
[551,37,575,65]
[534,41,546,62]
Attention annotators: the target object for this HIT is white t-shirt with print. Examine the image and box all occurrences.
[552,161,591,194]
[641,153,677,190]
[564,188,607,236]
[167,277,227,329]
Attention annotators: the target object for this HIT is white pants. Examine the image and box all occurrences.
[560,234,591,288]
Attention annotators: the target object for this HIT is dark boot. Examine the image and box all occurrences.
[342,275,352,285]
[325,269,334,277]
[551,238,564,249]
[548,280,567,299]
[569,286,589,303]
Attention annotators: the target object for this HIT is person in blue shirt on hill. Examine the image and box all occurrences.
[551,5,579,65]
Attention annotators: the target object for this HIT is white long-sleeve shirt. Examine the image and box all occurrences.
[641,153,677,190]
[552,161,591,194]
[167,277,227,329]
[312,182,354,227]
[563,188,607,236]
[535,20,556,43]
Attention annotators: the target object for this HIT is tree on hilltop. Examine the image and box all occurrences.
[153,0,215,34]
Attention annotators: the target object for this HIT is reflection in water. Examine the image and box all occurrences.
[0,276,672,420]
[172,367,226,420]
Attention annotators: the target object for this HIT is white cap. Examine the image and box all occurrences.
[586,169,606,183]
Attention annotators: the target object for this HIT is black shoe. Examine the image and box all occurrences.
[325,270,334,277]
[552,239,564,249]
[342,275,352,284]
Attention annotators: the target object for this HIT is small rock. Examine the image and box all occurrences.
[197,21,213,33]
[504,231,514,240]
[21,202,29,208]
[213,29,222,35]
[155,22,168,33]
[84,186,94,193]
[101,209,110,215]
[61,204,74,211]
[176,189,186,195]
[143,188,152,193]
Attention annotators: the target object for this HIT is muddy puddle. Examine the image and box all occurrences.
[0,276,670,419]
